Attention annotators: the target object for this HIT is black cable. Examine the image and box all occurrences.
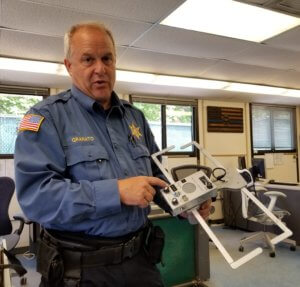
[212,167,226,182]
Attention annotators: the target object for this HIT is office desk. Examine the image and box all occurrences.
[264,183,300,245]
[222,184,300,245]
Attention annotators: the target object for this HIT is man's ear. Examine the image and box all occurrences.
[64,58,72,76]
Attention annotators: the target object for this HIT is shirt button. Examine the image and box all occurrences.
[113,143,118,149]
[124,170,128,176]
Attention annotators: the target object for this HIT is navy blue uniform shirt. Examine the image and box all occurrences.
[14,85,166,237]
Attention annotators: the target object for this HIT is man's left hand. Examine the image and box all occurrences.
[197,199,212,220]
[179,199,212,221]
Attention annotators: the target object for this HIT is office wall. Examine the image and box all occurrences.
[198,100,249,171]
[197,100,298,182]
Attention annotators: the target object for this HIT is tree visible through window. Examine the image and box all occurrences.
[133,101,195,153]
[0,94,43,154]
[166,105,193,151]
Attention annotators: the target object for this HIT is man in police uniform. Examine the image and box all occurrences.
[14,22,211,286]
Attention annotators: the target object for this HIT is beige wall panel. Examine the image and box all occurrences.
[202,100,247,155]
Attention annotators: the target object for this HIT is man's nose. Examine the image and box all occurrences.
[94,59,106,74]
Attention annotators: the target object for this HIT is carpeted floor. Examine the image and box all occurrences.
[10,225,300,287]
[205,225,300,287]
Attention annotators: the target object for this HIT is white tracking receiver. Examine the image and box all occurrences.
[151,141,293,269]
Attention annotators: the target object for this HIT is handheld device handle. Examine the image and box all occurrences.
[190,209,263,269]
[151,146,176,184]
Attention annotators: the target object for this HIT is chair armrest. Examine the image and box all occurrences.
[12,213,33,235]
[13,214,32,225]
[264,191,287,198]
[263,191,287,212]
[255,186,268,192]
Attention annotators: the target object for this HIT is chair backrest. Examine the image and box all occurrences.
[0,177,15,236]
[171,164,212,181]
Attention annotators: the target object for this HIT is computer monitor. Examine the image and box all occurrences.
[251,158,266,179]
[238,156,246,170]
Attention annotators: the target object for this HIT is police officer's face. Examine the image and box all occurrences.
[64,27,116,109]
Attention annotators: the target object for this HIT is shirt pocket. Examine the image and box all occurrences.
[65,144,113,182]
[127,143,152,176]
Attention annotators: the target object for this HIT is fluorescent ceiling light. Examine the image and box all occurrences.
[154,75,228,89]
[282,89,300,98]
[1,57,300,98]
[117,70,228,89]
[160,0,300,42]
[225,83,286,95]
[0,57,68,76]
[116,70,156,84]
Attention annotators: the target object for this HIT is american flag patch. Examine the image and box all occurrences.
[18,114,44,132]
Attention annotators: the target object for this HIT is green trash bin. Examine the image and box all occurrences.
[152,216,197,287]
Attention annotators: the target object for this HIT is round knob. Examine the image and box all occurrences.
[171,198,179,205]
[207,182,213,189]
[163,187,170,193]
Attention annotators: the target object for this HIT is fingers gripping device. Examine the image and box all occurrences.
[151,141,293,269]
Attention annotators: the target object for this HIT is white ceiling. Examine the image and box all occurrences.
[1,0,300,105]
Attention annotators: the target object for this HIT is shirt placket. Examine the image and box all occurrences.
[106,112,131,178]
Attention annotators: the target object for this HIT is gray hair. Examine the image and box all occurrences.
[64,21,116,59]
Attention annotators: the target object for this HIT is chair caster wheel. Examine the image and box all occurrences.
[239,246,244,252]
[290,246,296,251]
[269,252,276,258]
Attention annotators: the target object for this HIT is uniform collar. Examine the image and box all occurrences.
[71,85,125,116]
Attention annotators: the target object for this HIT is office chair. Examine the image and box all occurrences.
[0,176,30,251]
[171,164,212,287]
[238,170,296,257]
[171,164,212,181]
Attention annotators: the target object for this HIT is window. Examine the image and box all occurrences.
[251,104,295,153]
[132,98,197,154]
[0,86,48,157]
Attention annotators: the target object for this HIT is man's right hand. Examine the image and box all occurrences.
[118,176,167,208]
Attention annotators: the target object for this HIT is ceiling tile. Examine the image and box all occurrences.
[227,45,300,71]
[24,0,185,23]
[0,28,127,62]
[267,69,300,89]
[265,26,300,53]
[2,0,152,45]
[200,60,284,86]
[133,25,257,60]
[117,48,219,77]
[0,30,64,62]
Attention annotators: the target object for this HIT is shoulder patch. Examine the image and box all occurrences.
[18,114,44,132]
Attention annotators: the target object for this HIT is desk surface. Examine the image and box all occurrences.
[255,180,300,191]
[265,184,300,191]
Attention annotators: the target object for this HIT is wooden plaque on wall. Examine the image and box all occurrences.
[207,106,243,133]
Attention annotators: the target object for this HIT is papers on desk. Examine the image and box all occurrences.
[265,153,284,169]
